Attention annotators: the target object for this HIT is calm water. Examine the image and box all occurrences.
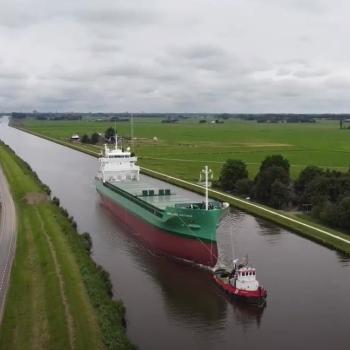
[1,118,349,349]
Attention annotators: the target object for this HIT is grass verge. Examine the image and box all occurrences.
[0,141,134,350]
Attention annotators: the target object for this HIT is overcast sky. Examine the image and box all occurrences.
[1,0,350,113]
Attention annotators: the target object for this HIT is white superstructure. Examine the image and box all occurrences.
[232,266,259,291]
[230,259,259,292]
[97,135,140,182]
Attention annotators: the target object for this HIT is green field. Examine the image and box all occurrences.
[20,118,350,180]
[0,143,133,349]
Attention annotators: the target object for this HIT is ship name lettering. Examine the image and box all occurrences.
[166,212,192,218]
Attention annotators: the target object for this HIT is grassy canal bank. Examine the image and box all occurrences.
[141,167,350,255]
[0,141,134,350]
[10,124,350,256]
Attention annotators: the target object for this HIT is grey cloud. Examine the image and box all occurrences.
[323,76,350,90]
[0,12,36,28]
[102,61,182,83]
[1,0,350,112]
[87,41,121,53]
[40,60,183,90]
[292,68,330,79]
[0,1,67,28]
[179,45,226,60]
[0,71,27,80]
[103,63,145,78]
[288,0,328,14]
[41,67,95,83]
[0,1,159,29]
[276,68,293,77]
[164,45,235,73]
[250,0,329,14]
[274,66,330,79]
[77,8,159,27]
[275,59,310,67]
[0,2,41,28]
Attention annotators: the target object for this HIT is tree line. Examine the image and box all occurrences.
[217,155,350,232]
[81,127,116,145]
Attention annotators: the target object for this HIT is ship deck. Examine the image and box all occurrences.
[112,180,205,210]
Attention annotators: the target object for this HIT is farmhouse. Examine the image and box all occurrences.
[70,134,80,142]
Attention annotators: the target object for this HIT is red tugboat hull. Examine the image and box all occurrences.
[213,275,267,304]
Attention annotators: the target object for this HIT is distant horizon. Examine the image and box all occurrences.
[5,111,350,116]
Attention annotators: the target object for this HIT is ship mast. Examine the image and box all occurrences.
[130,113,134,152]
[200,165,213,210]
[114,120,118,150]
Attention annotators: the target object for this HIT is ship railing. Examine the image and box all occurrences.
[103,181,164,218]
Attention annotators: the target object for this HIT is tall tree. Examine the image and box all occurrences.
[336,196,350,229]
[81,134,90,143]
[254,165,290,205]
[295,165,324,195]
[104,127,116,140]
[260,155,290,174]
[235,178,254,196]
[90,132,100,144]
[270,180,291,209]
[218,159,248,192]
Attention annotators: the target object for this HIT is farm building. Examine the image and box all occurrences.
[70,134,80,142]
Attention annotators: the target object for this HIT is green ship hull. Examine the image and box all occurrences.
[96,179,228,266]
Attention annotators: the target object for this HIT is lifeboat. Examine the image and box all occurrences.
[213,258,267,305]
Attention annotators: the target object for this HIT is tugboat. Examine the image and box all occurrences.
[213,258,267,305]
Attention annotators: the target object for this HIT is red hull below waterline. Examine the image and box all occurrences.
[100,194,218,267]
[213,276,267,304]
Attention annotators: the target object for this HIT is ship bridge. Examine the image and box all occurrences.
[98,138,140,182]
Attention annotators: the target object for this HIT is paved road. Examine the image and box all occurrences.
[0,166,17,323]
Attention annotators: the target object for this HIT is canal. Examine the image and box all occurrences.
[1,118,349,349]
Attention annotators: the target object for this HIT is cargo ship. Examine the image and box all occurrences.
[95,136,229,266]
